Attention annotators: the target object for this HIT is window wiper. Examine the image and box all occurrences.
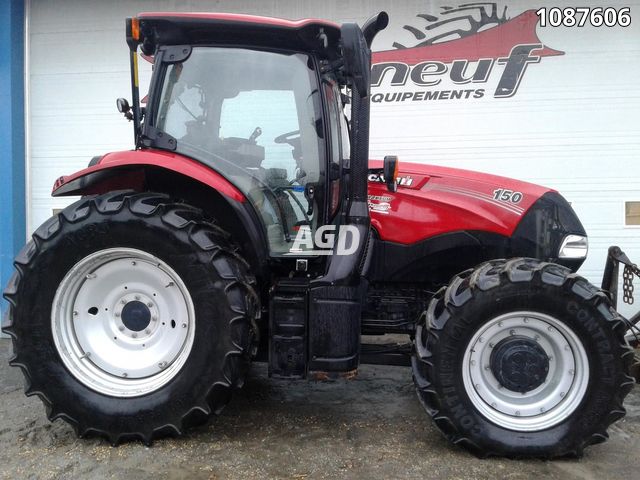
[176,97,200,121]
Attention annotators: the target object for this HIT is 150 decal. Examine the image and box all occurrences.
[493,188,523,203]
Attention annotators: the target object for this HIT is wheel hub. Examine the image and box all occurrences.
[51,248,196,397]
[490,336,549,393]
[462,311,589,431]
[120,300,152,332]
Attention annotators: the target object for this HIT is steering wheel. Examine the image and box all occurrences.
[274,130,300,146]
[274,129,304,184]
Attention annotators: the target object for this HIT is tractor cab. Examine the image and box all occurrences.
[150,43,331,255]
[124,14,378,259]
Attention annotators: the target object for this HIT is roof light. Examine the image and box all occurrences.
[131,17,140,40]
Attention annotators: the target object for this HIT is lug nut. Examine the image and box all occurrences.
[523,318,529,323]
[145,329,151,334]
[158,361,167,369]
[509,329,516,336]
[470,360,476,366]
[135,295,140,301]
[73,311,78,316]
[182,323,187,329]
[515,411,521,416]
[489,343,494,348]
[132,333,137,338]
[118,325,125,331]
[131,261,136,266]
[498,322,503,328]
[122,373,128,378]
[147,302,153,308]
[152,316,157,322]
[478,337,484,343]
[560,392,565,398]
[121,299,127,305]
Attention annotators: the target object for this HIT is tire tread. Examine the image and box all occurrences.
[2,191,259,445]
[413,258,635,458]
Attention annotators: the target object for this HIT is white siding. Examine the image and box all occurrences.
[28,0,640,315]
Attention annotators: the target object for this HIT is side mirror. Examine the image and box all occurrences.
[116,97,130,113]
[383,156,399,192]
[116,98,133,120]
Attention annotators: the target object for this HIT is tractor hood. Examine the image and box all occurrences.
[367,159,573,244]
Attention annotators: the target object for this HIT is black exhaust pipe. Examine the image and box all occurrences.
[306,13,388,374]
[317,15,388,284]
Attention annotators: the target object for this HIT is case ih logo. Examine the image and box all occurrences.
[371,5,564,102]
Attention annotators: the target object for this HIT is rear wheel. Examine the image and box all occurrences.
[3,191,258,444]
[412,258,635,457]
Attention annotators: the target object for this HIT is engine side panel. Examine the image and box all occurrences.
[367,160,552,244]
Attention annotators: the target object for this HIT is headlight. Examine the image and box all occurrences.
[511,192,588,272]
[558,235,588,259]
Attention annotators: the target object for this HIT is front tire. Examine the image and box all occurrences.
[412,258,635,457]
[2,191,258,444]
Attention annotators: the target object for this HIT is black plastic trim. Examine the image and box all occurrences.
[511,191,587,270]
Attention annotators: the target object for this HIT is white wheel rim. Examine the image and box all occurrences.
[462,311,589,431]
[52,248,196,397]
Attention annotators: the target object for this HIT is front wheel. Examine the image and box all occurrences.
[412,258,635,458]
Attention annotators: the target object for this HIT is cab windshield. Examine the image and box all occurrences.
[154,47,325,255]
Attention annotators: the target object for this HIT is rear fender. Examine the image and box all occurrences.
[52,149,245,202]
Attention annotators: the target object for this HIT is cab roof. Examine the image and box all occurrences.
[137,12,342,57]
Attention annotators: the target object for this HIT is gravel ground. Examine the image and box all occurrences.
[1,338,639,480]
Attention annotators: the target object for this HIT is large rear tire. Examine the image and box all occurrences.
[2,191,258,444]
[412,258,635,457]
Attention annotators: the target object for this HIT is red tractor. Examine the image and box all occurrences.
[3,11,637,457]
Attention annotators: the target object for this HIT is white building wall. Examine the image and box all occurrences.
[28,0,640,315]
